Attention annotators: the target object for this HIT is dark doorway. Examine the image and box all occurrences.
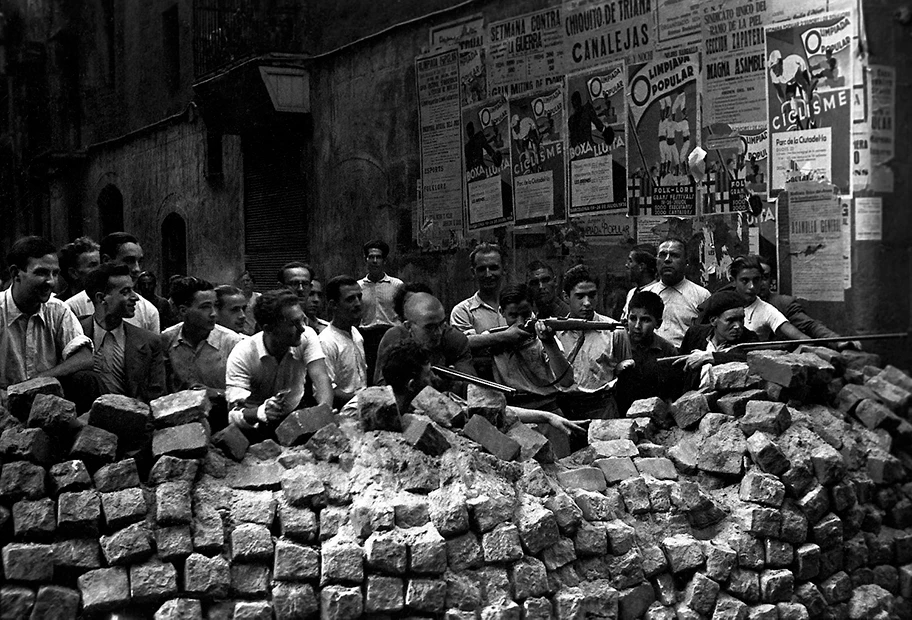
[97,184,124,237]
[161,212,187,282]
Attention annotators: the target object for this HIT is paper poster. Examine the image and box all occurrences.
[699,214,750,288]
[430,15,489,107]
[627,54,699,216]
[574,213,634,244]
[702,120,767,213]
[462,97,514,230]
[852,124,871,192]
[416,49,465,250]
[702,0,771,126]
[868,65,895,193]
[566,62,627,216]
[488,7,564,97]
[509,86,567,227]
[562,0,653,72]
[786,181,843,302]
[839,195,851,288]
[635,215,675,245]
[854,197,882,241]
[657,0,703,43]
[765,12,853,195]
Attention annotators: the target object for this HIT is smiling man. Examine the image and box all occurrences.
[161,277,245,393]
[81,263,165,403]
[638,238,710,348]
[319,275,367,407]
[1,236,93,394]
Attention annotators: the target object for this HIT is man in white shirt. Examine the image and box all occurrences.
[319,275,367,408]
[225,289,332,436]
[639,238,710,348]
[358,240,403,384]
[731,255,809,342]
[66,232,160,333]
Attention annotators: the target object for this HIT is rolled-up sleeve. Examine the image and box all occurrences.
[56,306,92,359]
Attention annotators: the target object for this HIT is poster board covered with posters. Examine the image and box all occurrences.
[765,12,853,195]
[565,61,627,216]
[509,86,567,227]
[562,0,653,70]
[429,14,488,107]
[462,97,514,230]
[487,7,564,97]
[626,54,700,216]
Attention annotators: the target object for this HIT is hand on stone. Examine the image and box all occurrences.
[543,412,585,435]
[674,350,713,371]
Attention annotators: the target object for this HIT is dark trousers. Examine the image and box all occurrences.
[361,325,392,386]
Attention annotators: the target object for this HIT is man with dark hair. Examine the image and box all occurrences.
[555,265,629,419]
[637,238,710,347]
[615,290,679,413]
[375,292,476,395]
[215,285,248,333]
[137,271,177,329]
[225,288,332,434]
[319,275,367,407]
[451,242,528,378]
[677,290,760,389]
[305,279,329,334]
[277,261,322,332]
[620,244,659,319]
[526,260,570,319]
[730,255,809,342]
[67,232,160,332]
[161,277,245,393]
[358,239,403,385]
[81,263,165,403]
[57,236,100,301]
[1,236,93,393]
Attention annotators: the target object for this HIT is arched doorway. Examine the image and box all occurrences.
[97,184,124,237]
[161,212,187,283]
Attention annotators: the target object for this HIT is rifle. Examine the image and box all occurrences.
[656,332,908,363]
[487,317,623,334]
[431,365,517,395]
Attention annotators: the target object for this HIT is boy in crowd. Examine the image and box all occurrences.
[730,254,809,342]
[555,265,630,419]
[214,285,249,333]
[488,284,574,412]
[615,290,678,414]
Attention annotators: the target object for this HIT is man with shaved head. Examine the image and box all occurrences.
[374,291,476,395]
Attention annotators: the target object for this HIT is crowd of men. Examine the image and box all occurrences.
[0,231,859,441]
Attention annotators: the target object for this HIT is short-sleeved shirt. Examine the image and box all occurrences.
[318,324,367,395]
[450,292,506,335]
[67,289,160,333]
[492,337,564,397]
[743,297,788,341]
[225,327,324,427]
[556,312,630,393]
[358,274,403,329]
[640,278,710,348]
[0,287,93,388]
[162,322,245,391]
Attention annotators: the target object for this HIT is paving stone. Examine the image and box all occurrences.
[57,489,100,534]
[514,495,559,555]
[274,406,339,447]
[819,570,852,604]
[364,528,407,574]
[717,389,768,418]
[0,427,51,464]
[619,476,651,513]
[682,572,719,616]
[403,414,451,456]
[154,526,193,561]
[412,385,465,428]
[364,574,404,613]
[712,593,749,620]
[232,601,272,620]
[88,394,151,440]
[811,442,846,486]
[605,520,636,555]
[303,423,350,462]
[670,391,709,429]
[797,485,830,524]
[93,458,140,492]
[230,563,271,596]
[100,521,153,565]
[148,455,199,485]
[280,467,326,510]
[357,385,402,432]
[1,543,55,581]
[272,582,318,620]
[740,401,791,436]
[635,457,678,480]
[671,480,728,528]
[728,568,760,604]
[428,485,469,536]
[30,585,81,620]
[662,534,704,573]
[230,522,273,562]
[626,396,673,428]
[184,553,230,598]
[558,467,606,492]
[836,383,881,414]
[69,425,117,466]
[446,531,484,570]
[735,534,766,571]
[793,583,827,619]
[77,567,130,614]
[153,598,203,620]
[812,513,844,549]
[321,536,364,584]
[211,424,249,461]
[320,585,363,620]
[12,498,55,539]
[156,480,192,525]
[7,377,64,420]
[101,487,147,529]
[545,491,583,535]
[152,423,209,459]
[129,558,178,604]
[865,376,912,412]
[764,538,794,568]
[739,470,785,507]
[747,351,807,388]
[150,389,210,428]
[191,507,224,553]
[273,539,319,581]
[573,520,607,557]
[855,399,895,430]
[54,537,103,570]
[463,414,519,460]
[230,489,276,526]
[705,543,736,582]
[48,459,91,494]
[848,584,894,620]
[593,457,638,485]
[541,537,577,570]
[618,582,656,620]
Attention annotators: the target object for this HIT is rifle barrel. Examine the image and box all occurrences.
[542,319,622,331]
[431,365,517,395]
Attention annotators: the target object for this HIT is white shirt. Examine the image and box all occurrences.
[743,297,788,341]
[319,324,367,396]
[358,274,403,329]
[67,290,160,333]
[450,292,506,336]
[225,327,324,428]
[621,280,660,322]
[640,278,710,348]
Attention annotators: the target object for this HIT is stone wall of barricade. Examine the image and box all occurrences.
[1,345,912,619]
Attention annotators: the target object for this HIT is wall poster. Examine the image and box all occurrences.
[765,12,853,195]
[488,7,565,97]
[627,54,700,216]
[786,181,843,302]
[416,48,465,250]
[566,61,627,216]
[509,86,568,227]
[462,96,514,230]
[430,15,489,106]
[562,0,653,72]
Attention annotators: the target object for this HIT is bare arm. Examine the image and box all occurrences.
[774,321,810,341]
[37,347,92,379]
[537,323,574,388]
[467,325,529,351]
[307,358,334,409]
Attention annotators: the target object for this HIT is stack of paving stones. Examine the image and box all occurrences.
[1,345,911,619]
